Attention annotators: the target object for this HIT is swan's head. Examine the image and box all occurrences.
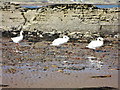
[63,36,69,40]
[97,37,103,41]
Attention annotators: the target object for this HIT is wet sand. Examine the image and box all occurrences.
[1,37,119,88]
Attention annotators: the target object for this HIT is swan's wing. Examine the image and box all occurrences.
[11,36,19,41]
[87,41,96,47]
[52,38,66,45]
[96,41,103,47]
[87,41,103,48]
[11,36,23,43]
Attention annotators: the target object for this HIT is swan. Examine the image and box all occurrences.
[51,36,69,46]
[11,30,23,43]
[86,37,104,49]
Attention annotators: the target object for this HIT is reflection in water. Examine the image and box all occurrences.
[87,56,103,69]
[2,57,105,74]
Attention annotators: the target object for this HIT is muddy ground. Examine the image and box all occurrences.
[0,36,119,89]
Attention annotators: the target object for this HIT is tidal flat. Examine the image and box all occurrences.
[0,1,119,89]
[1,36,119,88]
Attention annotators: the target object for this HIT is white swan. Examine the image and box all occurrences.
[11,30,23,43]
[51,36,69,46]
[86,37,104,49]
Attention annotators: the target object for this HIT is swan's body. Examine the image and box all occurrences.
[11,31,23,43]
[86,37,103,49]
[51,36,69,46]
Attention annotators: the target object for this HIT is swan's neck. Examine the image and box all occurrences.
[20,31,23,36]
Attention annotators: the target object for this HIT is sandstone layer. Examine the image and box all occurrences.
[0,2,119,33]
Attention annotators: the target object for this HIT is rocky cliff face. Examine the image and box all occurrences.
[1,2,119,33]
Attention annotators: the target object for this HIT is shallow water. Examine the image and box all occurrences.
[95,4,120,8]
[1,37,119,88]
[21,5,43,8]
[21,4,120,9]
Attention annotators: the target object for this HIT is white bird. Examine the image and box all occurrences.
[51,36,69,46]
[87,56,97,60]
[11,30,23,44]
[86,37,104,49]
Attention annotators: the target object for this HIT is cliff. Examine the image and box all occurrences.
[1,2,119,33]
